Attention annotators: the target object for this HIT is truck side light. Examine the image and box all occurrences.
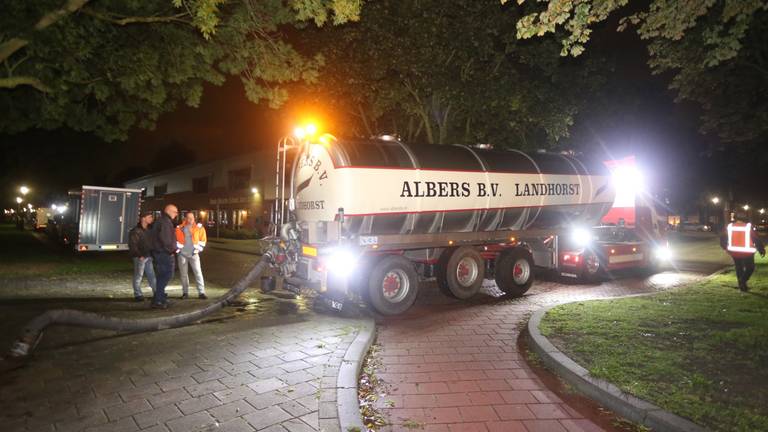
[448,240,454,245]
[302,245,318,257]
[610,249,616,254]
[563,254,571,261]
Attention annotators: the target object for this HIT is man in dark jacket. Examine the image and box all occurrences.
[128,211,157,302]
[150,204,179,308]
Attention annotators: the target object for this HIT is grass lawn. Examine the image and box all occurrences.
[0,224,131,277]
[540,256,768,432]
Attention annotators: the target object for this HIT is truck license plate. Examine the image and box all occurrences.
[325,298,344,310]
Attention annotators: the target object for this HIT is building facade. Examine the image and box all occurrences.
[125,150,277,235]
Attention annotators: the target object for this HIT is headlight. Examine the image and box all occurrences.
[572,228,593,247]
[325,248,359,277]
[654,245,672,261]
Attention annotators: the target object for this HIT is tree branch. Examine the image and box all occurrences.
[0,39,30,66]
[0,0,91,64]
[81,8,190,26]
[36,0,91,30]
[0,76,52,92]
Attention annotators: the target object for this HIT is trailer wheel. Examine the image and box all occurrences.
[581,251,605,283]
[437,247,485,299]
[495,248,534,297]
[365,255,419,316]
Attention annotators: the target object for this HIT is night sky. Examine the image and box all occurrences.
[1,16,764,213]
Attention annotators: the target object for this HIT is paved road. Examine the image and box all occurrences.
[370,260,724,432]
[0,247,366,432]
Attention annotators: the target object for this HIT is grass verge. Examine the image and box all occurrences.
[540,257,768,432]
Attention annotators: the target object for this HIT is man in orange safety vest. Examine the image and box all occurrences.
[175,211,208,299]
[720,218,765,291]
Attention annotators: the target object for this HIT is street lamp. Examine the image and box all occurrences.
[711,197,720,205]
[15,197,22,204]
[743,204,750,211]
[19,185,29,196]
[251,187,259,195]
[760,208,765,215]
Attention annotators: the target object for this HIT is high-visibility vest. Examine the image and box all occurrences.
[727,222,756,256]
[175,222,208,252]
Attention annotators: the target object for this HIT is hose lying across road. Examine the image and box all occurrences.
[0,255,271,372]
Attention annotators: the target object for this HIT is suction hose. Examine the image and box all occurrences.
[0,255,271,372]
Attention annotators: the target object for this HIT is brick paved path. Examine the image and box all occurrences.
[373,270,708,432]
[1,308,367,432]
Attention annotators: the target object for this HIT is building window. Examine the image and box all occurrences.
[192,176,210,194]
[154,184,167,198]
[228,168,250,190]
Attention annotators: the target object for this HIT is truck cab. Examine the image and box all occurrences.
[558,156,671,281]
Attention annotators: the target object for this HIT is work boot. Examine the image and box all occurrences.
[742,283,750,292]
[199,293,208,300]
[180,293,189,299]
[134,296,145,302]
[150,302,168,309]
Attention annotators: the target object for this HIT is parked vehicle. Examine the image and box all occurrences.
[56,186,142,251]
[34,207,53,231]
[268,136,616,315]
[678,222,712,232]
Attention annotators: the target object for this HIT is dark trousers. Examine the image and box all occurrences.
[152,251,175,304]
[732,255,755,288]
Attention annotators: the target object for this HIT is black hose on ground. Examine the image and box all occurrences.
[0,255,271,372]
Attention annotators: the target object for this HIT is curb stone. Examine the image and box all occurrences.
[337,318,376,432]
[526,280,727,432]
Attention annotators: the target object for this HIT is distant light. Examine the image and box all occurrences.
[305,123,318,136]
[15,197,23,204]
[711,197,720,204]
[760,208,765,215]
[293,126,306,139]
[51,204,58,210]
[743,204,750,211]
[251,187,259,194]
[19,186,29,195]
[27,203,33,209]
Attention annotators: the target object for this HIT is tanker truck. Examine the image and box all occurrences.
[270,135,616,315]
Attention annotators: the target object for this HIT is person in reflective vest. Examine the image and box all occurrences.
[720,219,765,291]
[175,212,208,299]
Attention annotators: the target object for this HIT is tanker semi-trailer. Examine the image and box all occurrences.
[275,136,616,315]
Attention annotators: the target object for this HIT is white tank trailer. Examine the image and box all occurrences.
[276,137,616,315]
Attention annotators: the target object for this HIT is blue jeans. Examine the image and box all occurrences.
[152,251,175,305]
[132,257,157,299]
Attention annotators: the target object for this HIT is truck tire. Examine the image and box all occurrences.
[495,248,534,297]
[581,251,605,283]
[436,246,485,299]
[365,255,419,315]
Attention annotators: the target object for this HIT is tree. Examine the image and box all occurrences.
[512,0,768,144]
[0,0,362,141]
[307,0,606,148]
